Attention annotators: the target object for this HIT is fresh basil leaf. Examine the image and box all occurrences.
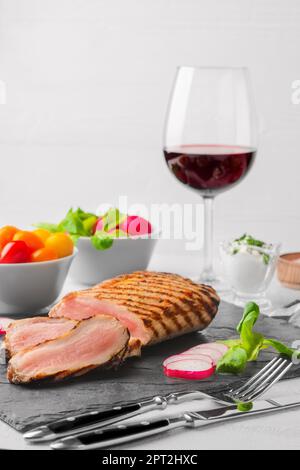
[216,346,248,374]
[91,231,114,250]
[33,222,60,233]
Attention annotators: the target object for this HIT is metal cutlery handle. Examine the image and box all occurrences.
[24,390,206,442]
[24,396,167,442]
[51,417,186,450]
[51,398,300,450]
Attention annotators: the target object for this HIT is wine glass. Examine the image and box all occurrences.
[163,66,258,284]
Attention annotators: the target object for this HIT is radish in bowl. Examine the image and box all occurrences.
[119,216,152,237]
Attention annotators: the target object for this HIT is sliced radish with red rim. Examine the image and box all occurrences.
[163,353,214,368]
[183,348,223,365]
[164,358,215,380]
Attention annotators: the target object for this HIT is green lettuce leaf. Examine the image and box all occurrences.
[104,208,126,232]
[56,208,99,237]
[263,339,300,360]
[216,346,248,374]
[91,231,114,250]
[237,302,264,360]
[75,207,97,221]
[237,402,253,412]
[217,302,300,376]
[34,222,60,233]
[82,215,98,236]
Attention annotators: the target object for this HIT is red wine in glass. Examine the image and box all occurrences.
[163,67,258,283]
[164,144,256,196]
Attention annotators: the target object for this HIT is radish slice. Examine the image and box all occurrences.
[189,342,228,355]
[0,317,13,335]
[163,353,214,368]
[164,358,215,380]
[183,348,223,365]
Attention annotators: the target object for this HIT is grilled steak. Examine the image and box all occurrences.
[7,316,129,384]
[4,317,78,359]
[50,271,220,356]
[6,271,219,384]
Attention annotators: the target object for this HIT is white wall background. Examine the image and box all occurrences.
[0,0,300,274]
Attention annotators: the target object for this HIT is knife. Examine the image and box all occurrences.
[50,395,300,450]
[23,390,206,442]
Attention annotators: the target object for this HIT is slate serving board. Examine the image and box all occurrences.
[0,301,300,432]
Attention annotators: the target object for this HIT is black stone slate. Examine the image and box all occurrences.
[0,301,299,432]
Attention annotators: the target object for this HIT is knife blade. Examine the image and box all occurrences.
[23,390,206,442]
[50,395,300,450]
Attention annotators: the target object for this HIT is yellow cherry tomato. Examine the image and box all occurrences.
[33,228,51,243]
[13,230,44,253]
[45,233,73,258]
[30,247,58,262]
[0,226,18,251]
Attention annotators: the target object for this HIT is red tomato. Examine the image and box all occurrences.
[0,241,31,263]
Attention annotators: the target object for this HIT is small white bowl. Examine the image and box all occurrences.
[0,249,77,315]
[69,235,157,285]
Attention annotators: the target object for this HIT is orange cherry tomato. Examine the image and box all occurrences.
[33,228,51,243]
[0,226,18,251]
[45,233,73,258]
[13,231,44,253]
[30,247,58,262]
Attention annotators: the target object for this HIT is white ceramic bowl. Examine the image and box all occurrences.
[69,235,157,285]
[0,249,77,315]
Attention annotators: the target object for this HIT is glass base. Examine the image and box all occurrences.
[221,291,272,316]
[193,274,231,295]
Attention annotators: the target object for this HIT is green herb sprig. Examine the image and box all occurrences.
[216,302,300,374]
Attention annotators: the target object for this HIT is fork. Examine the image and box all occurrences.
[50,355,294,450]
[24,355,293,442]
[224,355,293,403]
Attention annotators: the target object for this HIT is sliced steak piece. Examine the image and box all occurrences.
[7,316,129,384]
[4,317,78,359]
[49,271,220,356]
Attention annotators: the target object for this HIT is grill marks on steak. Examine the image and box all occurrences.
[50,271,220,354]
[7,316,129,384]
[4,317,78,359]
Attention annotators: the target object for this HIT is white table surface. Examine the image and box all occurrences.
[1,253,300,450]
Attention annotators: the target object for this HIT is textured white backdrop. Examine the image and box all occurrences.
[0,0,300,275]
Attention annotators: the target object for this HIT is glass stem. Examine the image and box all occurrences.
[202,196,215,282]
